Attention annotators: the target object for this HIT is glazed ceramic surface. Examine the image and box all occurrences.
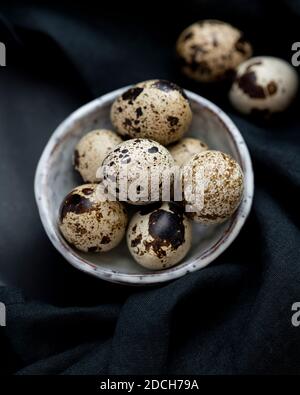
[34,87,254,285]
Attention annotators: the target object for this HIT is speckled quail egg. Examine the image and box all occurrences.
[176,20,252,82]
[127,202,192,270]
[59,184,128,252]
[169,137,208,166]
[110,79,192,145]
[101,138,175,205]
[183,150,244,224]
[229,56,299,115]
[74,129,122,182]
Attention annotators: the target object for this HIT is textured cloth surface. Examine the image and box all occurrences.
[0,0,299,375]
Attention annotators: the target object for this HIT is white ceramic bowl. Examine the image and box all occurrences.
[34,87,254,285]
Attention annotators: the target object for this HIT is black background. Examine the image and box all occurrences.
[0,0,299,374]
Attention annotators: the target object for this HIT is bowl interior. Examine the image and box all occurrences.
[36,88,253,284]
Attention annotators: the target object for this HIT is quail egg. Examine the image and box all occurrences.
[176,20,252,82]
[183,150,244,224]
[169,137,208,166]
[59,184,128,252]
[229,56,299,115]
[74,129,122,182]
[127,202,192,270]
[110,79,192,145]
[101,138,175,205]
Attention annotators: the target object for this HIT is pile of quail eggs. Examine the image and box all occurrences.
[59,77,245,271]
[176,19,299,116]
[58,20,299,271]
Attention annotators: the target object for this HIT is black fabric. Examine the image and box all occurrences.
[0,0,300,375]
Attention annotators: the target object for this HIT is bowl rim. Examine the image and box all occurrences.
[34,86,254,285]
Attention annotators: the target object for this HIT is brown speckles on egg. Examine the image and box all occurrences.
[267,81,277,96]
[148,146,159,153]
[176,20,252,82]
[184,150,244,224]
[229,56,299,115]
[101,235,111,244]
[151,79,188,100]
[183,31,194,42]
[60,192,93,221]
[110,80,192,145]
[82,187,94,196]
[167,116,179,127]
[237,71,266,99]
[59,184,128,252]
[135,107,143,117]
[145,205,185,258]
[130,233,142,248]
[124,118,132,128]
[121,87,144,103]
[74,129,122,183]
[127,202,192,270]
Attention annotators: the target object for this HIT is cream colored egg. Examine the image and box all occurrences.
[101,139,175,205]
[169,137,208,166]
[176,20,252,82]
[127,202,192,270]
[183,150,244,224]
[74,129,122,182]
[229,56,299,115]
[59,184,127,252]
[110,79,192,145]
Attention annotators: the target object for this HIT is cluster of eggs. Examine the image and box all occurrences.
[176,20,299,115]
[56,21,298,272]
[59,79,244,270]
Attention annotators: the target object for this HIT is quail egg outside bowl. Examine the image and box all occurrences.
[34,86,254,285]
